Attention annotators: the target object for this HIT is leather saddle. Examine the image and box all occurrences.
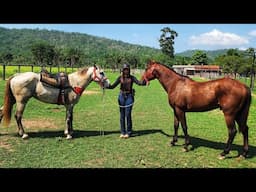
[40,69,70,105]
[40,69,69,89]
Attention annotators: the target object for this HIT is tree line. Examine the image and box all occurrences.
[0,27,255,77]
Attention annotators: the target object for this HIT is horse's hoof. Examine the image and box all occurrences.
[170,142,175,146]
[218,155,226,160]
[189,145,194,151]
[182,147,189,152]
[238,155,246,159]
[22,134,29,139]
[66,135,72,140]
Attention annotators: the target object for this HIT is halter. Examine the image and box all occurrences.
[142,73,150,85]
[71,66,108,96]
[93,66,108,88]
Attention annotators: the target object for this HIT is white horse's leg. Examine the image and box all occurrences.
[65,105,74,139]
[15,101,29,139]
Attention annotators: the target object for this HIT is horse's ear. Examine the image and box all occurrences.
[148,59,155,65]
[94,64,98,69]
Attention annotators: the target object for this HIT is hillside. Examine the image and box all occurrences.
[0,27,162,67]
[176,49,230,60]
[0,27,243,68]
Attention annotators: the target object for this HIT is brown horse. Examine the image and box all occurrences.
[142,60,251,158]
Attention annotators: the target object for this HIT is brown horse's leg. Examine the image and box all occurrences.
[15,102,28,139]
[220,114,237,157]
[241,126,249,157]
[175,108,190,151]
[0,106,3,123]
[236,116,249,158]
[65,105,74,139]
[170,114,179,146]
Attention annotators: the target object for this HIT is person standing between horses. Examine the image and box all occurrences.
[106,64,147,138]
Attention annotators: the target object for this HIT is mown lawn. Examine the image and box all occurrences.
[0,70,256,168]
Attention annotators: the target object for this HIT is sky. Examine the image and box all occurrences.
[0,24,256,53]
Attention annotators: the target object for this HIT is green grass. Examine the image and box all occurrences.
[0,71,256,168]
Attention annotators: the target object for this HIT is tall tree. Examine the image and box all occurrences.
[159,27,178,58]
[215,49,247,78]
[0,52,13,65]
[64,47,82,67]
[191,50,208,65]
[246,47,255,90]
[31,42,55,66]
[226,48,240,56]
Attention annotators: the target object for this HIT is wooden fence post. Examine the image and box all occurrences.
[3,64,6,80]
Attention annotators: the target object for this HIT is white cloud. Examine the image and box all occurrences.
[189,29,249,47]
[248,30,256,36]
[238,47,248,51]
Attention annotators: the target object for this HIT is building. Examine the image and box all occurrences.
[173,65,222,78]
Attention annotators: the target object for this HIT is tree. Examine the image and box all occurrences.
[245,47,255,90]
[215,49,247,78]
[31,42,55,66]
[53,48,65,67]
[64,47,82,67]
[226,48,240,57]
[0,52,13,65]
[175,55,192,65]
[159,27,178,58]
[191,50,208,65]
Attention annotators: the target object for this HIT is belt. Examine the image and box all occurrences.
[120,91,131,94]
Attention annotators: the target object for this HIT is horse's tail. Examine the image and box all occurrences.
[237,86,251,133]
[2,76,16,126]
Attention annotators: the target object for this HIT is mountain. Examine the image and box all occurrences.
[0,27,245,68]
[175,49,230,60]
[0,27,162,67]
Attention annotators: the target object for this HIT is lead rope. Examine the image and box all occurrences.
[101,87,105,136]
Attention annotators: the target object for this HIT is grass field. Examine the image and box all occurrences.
[0,69,256,168]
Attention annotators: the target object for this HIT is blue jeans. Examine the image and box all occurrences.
[118,93,134,135]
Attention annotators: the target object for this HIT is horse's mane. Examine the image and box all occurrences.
[151,61,192,80]
[77,67,89,76]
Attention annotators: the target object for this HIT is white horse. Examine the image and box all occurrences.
[0,65,109,139]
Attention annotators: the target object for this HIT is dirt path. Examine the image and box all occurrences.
[82,90,100,95]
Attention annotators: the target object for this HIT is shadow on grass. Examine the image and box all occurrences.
[21,129,169,139]
[132,129,170,137]
[173,135,256,159]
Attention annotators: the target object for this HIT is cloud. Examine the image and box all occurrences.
[189,29,249,47]
[248,30,256,36]
[238,47,248,51]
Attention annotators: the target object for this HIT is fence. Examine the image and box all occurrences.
[0,64,77,80]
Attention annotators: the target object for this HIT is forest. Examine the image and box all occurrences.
[0,27,255,75]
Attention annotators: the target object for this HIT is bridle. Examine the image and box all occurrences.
[72,66,108,96]
[143,73,150,85]
[93,66,108,88]
[142,64,158,85]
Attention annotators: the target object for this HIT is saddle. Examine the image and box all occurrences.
[40,69,70,105]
